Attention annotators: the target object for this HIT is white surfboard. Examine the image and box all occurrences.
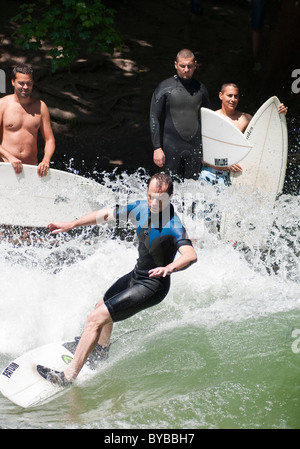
[0,339,93,408]
[220,96,288,246]
[0,163,113,227]
[201,108,252,167]
[230,96,288,193]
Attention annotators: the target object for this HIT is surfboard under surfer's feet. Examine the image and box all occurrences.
[86,343,110,369]
[36,365,73,387]
[63,337,110,370]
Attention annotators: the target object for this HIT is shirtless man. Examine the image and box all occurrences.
[199,83,287,185]
[0,64,55,176]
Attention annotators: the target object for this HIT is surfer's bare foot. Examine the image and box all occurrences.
[37,365,73,387]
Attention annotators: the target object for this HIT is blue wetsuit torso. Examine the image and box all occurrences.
[150,75,211,179]
[103,200,193,322]
[118,200,191,270]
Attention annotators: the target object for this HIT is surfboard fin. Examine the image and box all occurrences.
[36,365,73,387]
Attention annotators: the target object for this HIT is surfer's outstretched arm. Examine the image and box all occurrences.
[47,207,115,234]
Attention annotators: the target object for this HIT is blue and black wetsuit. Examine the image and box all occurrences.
[103,200,193,322]
[150,75,211,179]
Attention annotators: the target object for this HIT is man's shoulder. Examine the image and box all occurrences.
[119,199,148,215]
[0,94,14,105]
[152,76,178,103]
[242,111,252,121]
[237,111,252,126]
[39,98,50,113]
[0,94,14,116]
[161,211,191,244]
[155,76,178,91]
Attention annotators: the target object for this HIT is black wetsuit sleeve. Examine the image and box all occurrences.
[150,84,167,150]
[177,238,193,249]
[171,215,193,250]
[200,83,211,110]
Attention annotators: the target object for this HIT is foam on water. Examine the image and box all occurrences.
[0,174,299,352]
[0,172,299,428]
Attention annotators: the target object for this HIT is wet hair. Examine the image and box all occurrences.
[220,83,239,93]
[148,173,174,196]
[176,49,195,62]
[12,64,34,80]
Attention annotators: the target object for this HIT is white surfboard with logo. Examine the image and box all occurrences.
[201,108,252,167]
[220,96,288,246]
[0,339,92,408]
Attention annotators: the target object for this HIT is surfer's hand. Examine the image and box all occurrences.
[148,266,172,278]
[229,164,242,173]
[278,103,288,115]
[47,222,73,234]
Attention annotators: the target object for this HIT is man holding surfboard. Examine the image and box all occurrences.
[37,173,197,386]
[0,64,55,177]
[199,83,287,185]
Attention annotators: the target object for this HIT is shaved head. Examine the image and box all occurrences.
[176,49,195,62]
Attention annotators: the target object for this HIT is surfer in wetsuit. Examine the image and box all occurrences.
[37,173,197,386]
[199,83,288,186]
[150,49,211,180]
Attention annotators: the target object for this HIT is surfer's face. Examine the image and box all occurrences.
[219,86,239,110]
[147,180,171,214]
[175,56,197,81]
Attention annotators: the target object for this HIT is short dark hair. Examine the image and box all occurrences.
[220,83,239,93]
[12,64,34,80]
[148,173,174,196]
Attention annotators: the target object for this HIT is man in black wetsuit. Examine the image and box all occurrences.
[37,173,197,386]
[150,49,211,180]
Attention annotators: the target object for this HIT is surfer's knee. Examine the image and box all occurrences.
[94,298,104,309]
[86,304,111,332]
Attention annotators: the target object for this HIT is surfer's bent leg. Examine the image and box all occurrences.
[53,270,169,383]
[64,302,113,382]
[62,272,133,381]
